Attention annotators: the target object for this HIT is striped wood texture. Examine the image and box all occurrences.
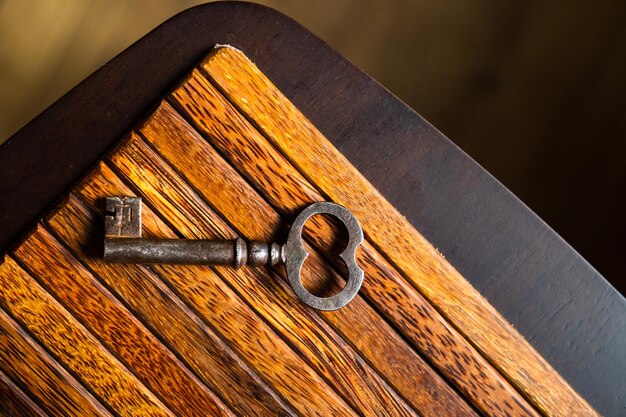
[0,47,598,417]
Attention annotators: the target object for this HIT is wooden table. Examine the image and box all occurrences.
[1,3,624,416]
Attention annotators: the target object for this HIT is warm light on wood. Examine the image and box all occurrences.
[0,47,597,417]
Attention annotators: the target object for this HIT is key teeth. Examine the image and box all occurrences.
[105,197,122,213]
[104,196,142,238]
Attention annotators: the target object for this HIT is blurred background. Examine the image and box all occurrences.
[1,0,625,294]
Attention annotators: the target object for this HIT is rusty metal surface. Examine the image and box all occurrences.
[104,197,364,310]
[283,202,364,311]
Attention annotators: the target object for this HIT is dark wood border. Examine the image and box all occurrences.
[1,2,624,415]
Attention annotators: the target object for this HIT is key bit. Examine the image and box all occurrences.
[103,197,364,310]
[105,197,141,238]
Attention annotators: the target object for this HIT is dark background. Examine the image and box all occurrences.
[1,0,624,294]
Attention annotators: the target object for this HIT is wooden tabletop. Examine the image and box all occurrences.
[0,2,624,416]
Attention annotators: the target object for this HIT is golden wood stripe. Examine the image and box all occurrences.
[46,195,294,417]
[109,134,420,417]
[74,162,356,417]
[0,307,109,417]
[199,46,598,417]
[111,130,456,416]
[164,66,540,416]
[0,256,172,416]
[0,371,46,417]
[0,45,596,416]
[138,105,479,417]
[12,226,232,417]
[0,368,48,417]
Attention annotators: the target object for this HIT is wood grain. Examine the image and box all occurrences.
[110,131,474,417]
[164,68,547,416]
[12,225,233,417]
[0,306,108,417]
[106,135,423,417]
[198,46,599,417]
[1,5,620,415]
[0,368,47,417]
[74,162,357,417]
[0,42,601,416]
[46,194,295,417]
[140,99,514,416]
[0,256,172,416]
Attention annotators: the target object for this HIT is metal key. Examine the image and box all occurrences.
[103,197,364,310]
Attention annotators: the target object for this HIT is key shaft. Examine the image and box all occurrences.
[104,237,283,267]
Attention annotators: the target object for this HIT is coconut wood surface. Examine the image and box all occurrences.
[0,47,598,416]
[1,4,624,416]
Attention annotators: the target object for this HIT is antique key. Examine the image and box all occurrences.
[103,197,364,310]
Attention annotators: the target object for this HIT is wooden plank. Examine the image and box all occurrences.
[198,46,599,417]
[109,132,472,417]
[46,194,295,417]
[0,256,172,416]
[74,162,357,417]
[137,102,485,416]
[106,135,422,417]
[12,226,232,417]
[0,37,601,417]
[157,79,534,417]
[0,305,109,417]
[0,368,48,417]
